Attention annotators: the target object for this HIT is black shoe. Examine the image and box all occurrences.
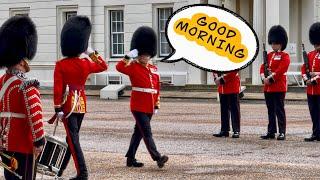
[69,175,88,180]
[304,135,318,142]
[277,133,286,140]
[260,133,275,139]
[232,132,240,138]
[127,158,144,167]
[157,155,169,168]
[213,131,229,137]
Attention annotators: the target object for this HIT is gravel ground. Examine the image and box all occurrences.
[1,96,320,180]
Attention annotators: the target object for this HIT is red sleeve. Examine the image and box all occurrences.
[155,67,160,107]
[54,62,65,110]
[88,56,108,73]
[260,64,264,75]
[222,71,238,82]
[301,64,306,76]
[23,86,45,147]
[273,53,290,80]
[116,59,133,76]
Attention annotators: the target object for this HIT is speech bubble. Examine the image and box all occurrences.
[161,4,259,72]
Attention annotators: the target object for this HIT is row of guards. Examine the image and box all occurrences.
[213,23,320,143]
[0,14,320,180]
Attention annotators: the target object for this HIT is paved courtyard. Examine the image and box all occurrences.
[2,96,320,179]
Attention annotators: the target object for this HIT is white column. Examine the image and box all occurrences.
[208,0,222,6]
[251,0,265,85]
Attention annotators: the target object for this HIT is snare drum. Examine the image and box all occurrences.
[37,135,68,176]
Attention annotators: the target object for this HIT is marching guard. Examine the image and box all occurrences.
[52,16,108,179]
[0,16,45,180]
[116,26,168,168]
[301,22,320,141]
[212,71,241,138]
[260,25,290,140]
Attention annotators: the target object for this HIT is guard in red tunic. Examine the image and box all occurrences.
[116,26,168,168]
[260,25,290,140]
[52,16,108,179]
[0,16,45,180]
[212,71,241,138]
[301,22,320,142]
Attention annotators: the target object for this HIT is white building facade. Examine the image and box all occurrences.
[0,0,319,86]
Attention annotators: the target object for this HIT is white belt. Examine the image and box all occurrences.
[132,87,158,94]
[0,112,26,118]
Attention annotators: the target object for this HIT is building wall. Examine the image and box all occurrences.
[0,0,319,86]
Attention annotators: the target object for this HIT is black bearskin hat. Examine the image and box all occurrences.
[268,25,288,51]
[130,26,157,58]
[61,15,91,57]
[0,16,38,68]
[309,22,320,45]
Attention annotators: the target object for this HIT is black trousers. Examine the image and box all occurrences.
[264,92,286,134]
[307,95,320,136]
[219,93,241,133]
[125,111,161,161]
[1,151,36,180]
[59,113,87,176]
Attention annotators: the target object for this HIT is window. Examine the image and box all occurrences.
[110,10,124,57]
[65,11,77,22]
[157,8,173,57]
[10,8,29,17]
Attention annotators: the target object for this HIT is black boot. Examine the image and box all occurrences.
[232,132,240,138]
[127,158,144,167]
[277,133,286,140]
[304,135,318,142]
[157,155,169,168]
[260,133,275,139]
[213,131,229,137]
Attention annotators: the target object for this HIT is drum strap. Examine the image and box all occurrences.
[0,76,18,101]
[65,90,79,119]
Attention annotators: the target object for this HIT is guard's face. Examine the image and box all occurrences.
[18,59,30,73]
[138,54,151,65]
[271,43,282,52]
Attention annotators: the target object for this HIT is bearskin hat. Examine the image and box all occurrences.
[61,15,91,57]
[130,26,157,58]
[309,22,320,45]
[0,16,38,68]
[268,25,288,51]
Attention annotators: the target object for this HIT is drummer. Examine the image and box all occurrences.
[0,16,45,179]
[52,16,108,179]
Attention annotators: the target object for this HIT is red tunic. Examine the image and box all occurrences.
[213,71,240,94]
[0,72,45,154]
[116,60,160,114]
[301,50,320,95]
[54,56,108,113]
[259,51,290,92]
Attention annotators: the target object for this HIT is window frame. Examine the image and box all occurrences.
[153,5,173,58]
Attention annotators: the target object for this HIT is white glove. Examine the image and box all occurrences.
[85,47,95,55]
[126,49,138,59]
[57,111,64,121]
[154,109,158,114]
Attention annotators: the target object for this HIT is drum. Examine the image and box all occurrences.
[37,135,68,176]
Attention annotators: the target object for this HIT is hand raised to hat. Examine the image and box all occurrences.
[124,49,139,60]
